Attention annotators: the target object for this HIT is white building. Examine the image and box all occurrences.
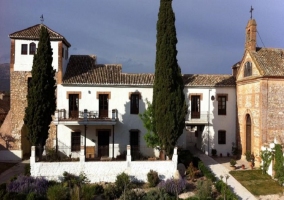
[2,23,236,161]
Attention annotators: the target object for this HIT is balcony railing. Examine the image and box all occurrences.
[54,109,118,122]
[187,111,213,123]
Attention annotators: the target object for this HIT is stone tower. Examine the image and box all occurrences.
[7,24,70,159]
[245,19,257,51]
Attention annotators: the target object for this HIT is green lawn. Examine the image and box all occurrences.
[0,162,17,175]
[230,170,284,196]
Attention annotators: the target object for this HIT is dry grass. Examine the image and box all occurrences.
[230,169,284,196]
[0,162,17,175]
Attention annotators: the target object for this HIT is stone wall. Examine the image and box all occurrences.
[9,71,30,151]
[237,79,284,158]
[237,80,261,156]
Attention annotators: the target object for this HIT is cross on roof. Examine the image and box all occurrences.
[250,6,254,19]
[40,14,44,23]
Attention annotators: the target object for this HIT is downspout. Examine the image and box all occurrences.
[112,125,114,159]
[208,89,211,155]
[56,124,58,153]
[84,125,86,156]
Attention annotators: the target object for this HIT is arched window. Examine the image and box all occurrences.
[244,62,252,77]
[29,42,36,55]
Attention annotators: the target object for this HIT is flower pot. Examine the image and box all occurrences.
[230,166,236,170]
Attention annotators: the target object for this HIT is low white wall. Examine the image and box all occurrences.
[30,146,178,183]
[0,150,22,161]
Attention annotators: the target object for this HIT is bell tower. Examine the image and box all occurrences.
[245,7,257,51]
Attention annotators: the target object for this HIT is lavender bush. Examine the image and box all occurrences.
[7,175,48,196]
[157,178,186,196]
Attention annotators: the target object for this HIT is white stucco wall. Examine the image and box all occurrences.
[13,39,61,71]
[30,160,176,183]
[56,84,236,157]
[183,87,236,156]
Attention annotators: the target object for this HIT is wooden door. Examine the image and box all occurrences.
[98,131,109,157]
[99,94,108,118]
[246,114,252,152]
[191,95,200,118]
[69,94,79,118]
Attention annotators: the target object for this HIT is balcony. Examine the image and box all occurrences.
[53,109,118,126]
[185,111,212,126]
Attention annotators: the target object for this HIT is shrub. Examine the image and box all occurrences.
[0,183,7,199]
[186,162,196,180]
[119,189,145,200]
[211,149,217,156]
[198,161,216,182]
[3,192,27,200]
[196,179,212,199]
[141,189,175,200]
[147,170,159,187]
[157,178,186,196]
[47,184,69,200]
[230,159,236,166]
[103,184,120,200]
[115,172,131,195]
[274,144,284,185]
[178,149,193,168]
[81,184,104,200]
[26,192,37,200]
[245,151,252,162]
[7,175,48,196]
[24,164,31,176]
[62,171,89,188]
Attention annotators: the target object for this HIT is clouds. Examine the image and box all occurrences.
[0,0,283,75]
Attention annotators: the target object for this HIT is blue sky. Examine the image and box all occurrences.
[0,1,283,74]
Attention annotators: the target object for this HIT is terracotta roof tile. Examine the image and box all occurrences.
[9,24,71,47]
[183,74,235,87]
[251,48,284,76]
[63,55,235,87]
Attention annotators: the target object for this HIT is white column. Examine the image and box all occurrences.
[126,145,131,162]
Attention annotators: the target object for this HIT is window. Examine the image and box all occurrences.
[130,94,139,114]
[62,48,64,58]
[65,49,68,60]
[21,44,27,55]
[71,132,81,151]
[218,95,227,115]
[244,62,252,77]
[218,130,226,144]
[191,95,200,118]
[29,42,36,55]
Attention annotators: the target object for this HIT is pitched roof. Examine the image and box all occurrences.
[183,74,235,87]
[250,47,284,76]
[63,55,235,87]
[9,24,71,47]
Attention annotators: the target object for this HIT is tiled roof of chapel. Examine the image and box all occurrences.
[250,47,284,76]
[63,55,235,87]
[9,24,71,47]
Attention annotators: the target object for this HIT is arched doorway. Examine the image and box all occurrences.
[245,114,252,152]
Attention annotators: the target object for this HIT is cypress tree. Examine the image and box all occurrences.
[24,26,56,149]
[153,0,187,157]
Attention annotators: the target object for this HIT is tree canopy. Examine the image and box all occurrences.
[24,26,56,147]
[153,0,188,157]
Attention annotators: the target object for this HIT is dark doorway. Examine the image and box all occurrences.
[191,95,200,118]
[130,130,139,159]
[99,94,108,118]
[246,114,251,152]
[98,131,109,157]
